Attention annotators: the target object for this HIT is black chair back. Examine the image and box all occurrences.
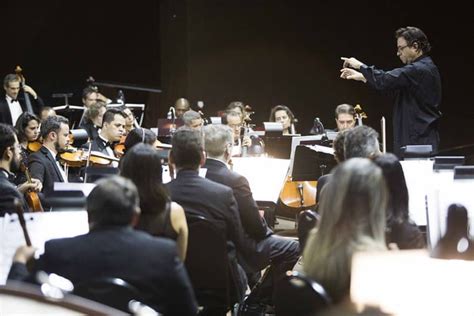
[274,271,332,316]
[185,214,237,315]
[297,209,319,249]
[73,277,144,313]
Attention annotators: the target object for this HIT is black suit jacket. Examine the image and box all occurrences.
[8,226,198,315]
[28,146,65,198]
[0,94,44,125]
[204,158,270,241]
[0,170,27,216]
[82,137,114,157]
[166,169,255,258]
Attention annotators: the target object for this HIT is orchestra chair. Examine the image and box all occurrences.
[274,270,332,316]
[185,214,241,315]
[297,209,320,250]
[73,277,157,314]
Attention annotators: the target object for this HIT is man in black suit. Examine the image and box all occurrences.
[29,116,70,200]
[0,74,44,125]
[0,124,41,215]
[83,108,125,167]
[203,125,300,305]
[166,128,254,300]
[8,176,198,315]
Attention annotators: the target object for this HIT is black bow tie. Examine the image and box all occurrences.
[102,139,112,147]
[10,98,18,103]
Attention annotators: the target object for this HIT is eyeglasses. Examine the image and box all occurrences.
[397,45,409,52]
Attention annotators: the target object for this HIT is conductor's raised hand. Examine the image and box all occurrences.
[340,68,367,83]
[341,57,363,70]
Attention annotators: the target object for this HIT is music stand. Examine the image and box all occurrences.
[262,122,293,159]
[291,145,336,181]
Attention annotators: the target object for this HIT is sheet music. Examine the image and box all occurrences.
[303,144,335,155]
[0,211,89,285]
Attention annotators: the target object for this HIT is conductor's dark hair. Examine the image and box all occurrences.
[87,176,139,227]
[395,26,431,54]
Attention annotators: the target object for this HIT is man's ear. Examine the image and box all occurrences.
[199,150,206,167]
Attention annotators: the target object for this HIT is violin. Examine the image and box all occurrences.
[20,161,43,212]
[27,141,42,153]
[114,135,126,158]
[14,66,34,114]
[59,146,116,168]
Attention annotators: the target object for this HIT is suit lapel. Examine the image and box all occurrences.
[41,147,63,182]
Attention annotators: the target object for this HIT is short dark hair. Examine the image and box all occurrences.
[344,125,380,159]
[123,128,157,153]
[3,74,19,87]
[269,105,295,123]
[120,143,169,216]
[40,115,69,139]
[102,108,126,125]
[0,123,16,158]
[15,112,40,143]
[82,86,97,99]
[171,127,203,169]
[333,129,349,163]
[87,176,139,227]
[335,104,355,119]
[395,26,431,54]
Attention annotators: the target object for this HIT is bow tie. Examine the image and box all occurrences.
[10,98,18,103]
[102,139,112,147]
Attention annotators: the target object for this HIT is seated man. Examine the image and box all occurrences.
[166,127,254,299]
[29,116,70,199]
[182,110,203,130]
[0,123,41,215]
[8,176,198,316]
[203,125,300,302]
[175,98,191,119]
[334,103,356,132]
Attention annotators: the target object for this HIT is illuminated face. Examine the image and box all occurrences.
[227,115,242,141]
[189,118,203,130]
[175,103,190,118]
[54,123,70,152]
[336,113,355,131]
[123,108,134,126]
[83,92,98,108]
[274,110,291,131]
[4,80,20,99]
[397,37,419,65]
[103,114,126,142]
[25,119,40,142]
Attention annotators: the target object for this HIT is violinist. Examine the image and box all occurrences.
[0,124,41,216]
[83,108,125,167]
[116,105,137,135]
[29,116,70,200]
[14,112,41,184]
[0,73,44,125]
[269,105,297,135]
[79,100,107,140]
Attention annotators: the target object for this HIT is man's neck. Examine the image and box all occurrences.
[0,161,11,173]
[99,132,110,143]
[43,142,57,155]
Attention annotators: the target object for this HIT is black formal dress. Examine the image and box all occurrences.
[8,226,198,316]
[359,55,442,156]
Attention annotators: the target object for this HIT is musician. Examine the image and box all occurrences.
[79,100,107,141]
[8,176,198,315]
[39,106,56,122]
[334,103,356,132]
[182,110,203,130]
[77,87,99,127]
[269,105,297,135]
[29,116,70,199]
[174,98,190,119]
[226,110,252,157]
[0,124,41,215]
[226,101,247,121]
[0,74,44,125]
[166,128,253,299]
[14,112,41,184]
[117,105,136,135]
[203,125,300,287]
[85,108,126,166]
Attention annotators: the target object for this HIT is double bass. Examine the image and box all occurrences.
[14,66,35,114]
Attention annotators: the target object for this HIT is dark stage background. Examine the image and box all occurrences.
[3,1,473,153]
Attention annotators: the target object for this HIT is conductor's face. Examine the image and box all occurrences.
[397,37,419,65]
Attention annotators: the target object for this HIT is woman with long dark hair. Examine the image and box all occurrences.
[120,143,188,261]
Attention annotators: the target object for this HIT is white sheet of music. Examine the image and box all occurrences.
[0,211,89,285]
[231,157,290,203]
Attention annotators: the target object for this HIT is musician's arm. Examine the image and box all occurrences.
[7,245,37,281]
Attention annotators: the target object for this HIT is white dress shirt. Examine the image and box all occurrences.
[6,95,23,125]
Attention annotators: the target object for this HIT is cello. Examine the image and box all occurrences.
[14,66,35,114]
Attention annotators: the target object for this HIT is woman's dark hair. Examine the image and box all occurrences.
[120,143,169,215]
[123,128,157,153]
[15,112,40,143]
[395,26,431,54]
[269,105,295,124]
[373,153,409,225]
